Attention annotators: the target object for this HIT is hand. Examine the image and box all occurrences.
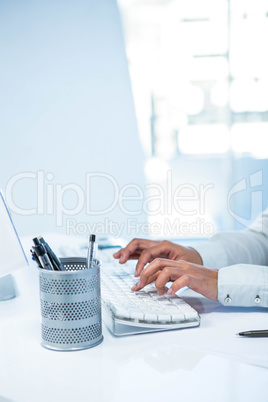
[113,238,203,277]
[131,258,218,301]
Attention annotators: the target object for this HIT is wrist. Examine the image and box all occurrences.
[187,247,203,265]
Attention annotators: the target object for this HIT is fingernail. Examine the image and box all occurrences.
[167,288,173,295]
[132,280,141,291]
[119,256,123,263]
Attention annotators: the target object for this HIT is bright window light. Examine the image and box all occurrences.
[230,79,268,112]
[166,0,227,21]
[230,17,268,78]
[179,124,230,154]
[155,138,177,160]
[210,81,229,107]
[179,21,228,55]
[231,123,268,158]
[145,158,171,182]
[189,57,229,81]
[180,84,204,115]
[119,0,268,163]
[154,117,174,138]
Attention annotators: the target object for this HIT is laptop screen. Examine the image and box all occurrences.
[0,192,28,278]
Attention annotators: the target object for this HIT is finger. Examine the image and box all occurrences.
[131,272,160,292]
[167,273,218,301]
[154,267,185,295]
[134,246,164,277]
[132,259,171,290]
[157,265,213,289]
[114,248,143,259]
[118,238,157,264]
[115,252,140,264]
[135,242,181,276]
[134,259,196,290]
[139,258,188,284]
[113,249,122,259]
[167,275,191,295]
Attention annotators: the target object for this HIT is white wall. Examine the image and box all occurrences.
[0,0,145,240]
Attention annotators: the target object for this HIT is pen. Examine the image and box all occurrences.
[30,249,42,268]
[237,330,268,337]
[38,236,62,271]
[87,234,97,268]
[32,237,54,270]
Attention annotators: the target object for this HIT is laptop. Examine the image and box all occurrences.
[0,191,28,300]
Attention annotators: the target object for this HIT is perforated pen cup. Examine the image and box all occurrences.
[38,257,103,351]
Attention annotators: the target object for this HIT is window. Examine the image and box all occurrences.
[118,0,268,235]
[119,0,268,158]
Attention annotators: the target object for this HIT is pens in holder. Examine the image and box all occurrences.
[30,249,42,268]
[38,236,63,271]
[32,237,54,271]
[87,234,98,268]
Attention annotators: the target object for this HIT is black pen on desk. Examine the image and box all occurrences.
[32,237,54,270]
[237,330,268,338]
[87,234,97,268]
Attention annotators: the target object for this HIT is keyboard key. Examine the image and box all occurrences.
[157,312,172,322]
[113,306,130,320]
[144,312,158,322]
[182,307,199,321]
[130,310,144,321]
[171,311,186,322]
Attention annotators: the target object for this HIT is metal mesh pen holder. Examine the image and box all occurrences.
[39,257,103,351]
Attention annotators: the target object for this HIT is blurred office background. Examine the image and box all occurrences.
[0,0,268,240]
[118,0,268,236]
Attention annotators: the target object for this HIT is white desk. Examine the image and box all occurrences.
[0,238,268,402]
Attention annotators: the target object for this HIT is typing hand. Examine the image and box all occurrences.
[131,258,218,301]
[113,238,203,277]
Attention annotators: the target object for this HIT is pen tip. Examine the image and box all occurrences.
[90,234,96,242]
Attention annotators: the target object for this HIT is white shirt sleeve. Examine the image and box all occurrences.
[217,264,268,307]
[192,209,268,307]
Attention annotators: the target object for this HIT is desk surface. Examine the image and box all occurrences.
[0,236,268,402]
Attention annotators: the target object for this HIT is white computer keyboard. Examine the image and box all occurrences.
[57,241,200,336]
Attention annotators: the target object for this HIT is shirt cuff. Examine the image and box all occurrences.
[218,264,268,307]
[191,241,228,269]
